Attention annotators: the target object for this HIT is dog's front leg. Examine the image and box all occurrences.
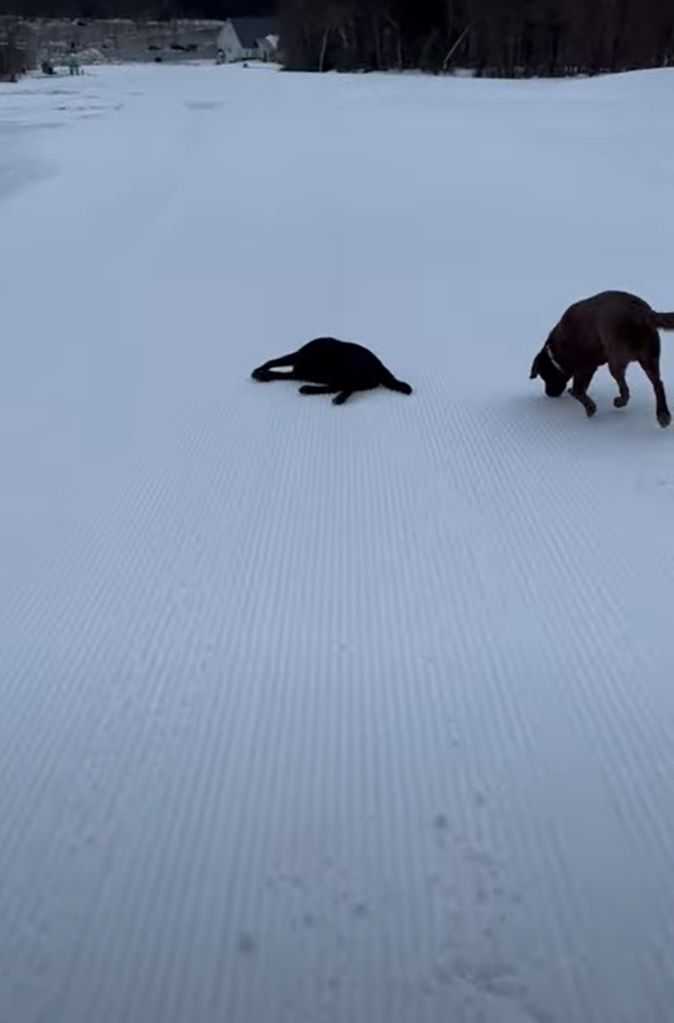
[569,368,597,418]
[298,385,339,396]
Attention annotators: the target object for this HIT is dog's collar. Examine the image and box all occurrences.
[545,343,565,375]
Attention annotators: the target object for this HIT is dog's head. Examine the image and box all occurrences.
[529,345,569,398]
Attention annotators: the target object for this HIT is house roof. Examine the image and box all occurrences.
[229,16,279,49]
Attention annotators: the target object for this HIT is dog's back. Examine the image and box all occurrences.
[294,338,385,386]
[293,338,410,392]
[554,290,659,365]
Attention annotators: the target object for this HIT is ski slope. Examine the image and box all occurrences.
[3,62,674,1023]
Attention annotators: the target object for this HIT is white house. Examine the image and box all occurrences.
[215,17,280,64]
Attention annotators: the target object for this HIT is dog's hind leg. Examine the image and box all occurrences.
[639,355,671,428]
[569,368,597,418]
[332,391,354,406]
[608,360,630,408]
[251,353,297,382]
[298,384,339,396]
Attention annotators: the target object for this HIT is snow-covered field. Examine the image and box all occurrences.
[3,62,674,1023]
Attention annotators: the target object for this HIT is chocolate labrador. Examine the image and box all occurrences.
[529,290,674,427]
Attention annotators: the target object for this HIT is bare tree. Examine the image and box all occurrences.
[0,16,34,80]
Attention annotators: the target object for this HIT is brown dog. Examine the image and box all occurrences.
[529,290,674,427]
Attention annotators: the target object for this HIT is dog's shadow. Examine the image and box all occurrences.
[505,386,668,447]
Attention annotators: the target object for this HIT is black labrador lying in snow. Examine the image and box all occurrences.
[529,290,674,427]
[252,337,413,405]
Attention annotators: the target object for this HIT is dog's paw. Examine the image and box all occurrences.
[658,411,672,428]
[585,402,597,418]
[614,395,628,408]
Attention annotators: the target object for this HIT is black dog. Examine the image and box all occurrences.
[252,337,413,406]
[530,290,674,427]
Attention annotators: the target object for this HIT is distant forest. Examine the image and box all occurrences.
[5,0,674,78]
[280,0,674,77]
[2,0,272,20]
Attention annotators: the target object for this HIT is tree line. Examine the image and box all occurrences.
[4,0,674,76]
[279,0,674,76]
[1,0,272,21]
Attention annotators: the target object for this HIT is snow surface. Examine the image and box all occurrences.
[3,62,674,1023]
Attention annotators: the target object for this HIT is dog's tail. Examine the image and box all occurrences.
[651,311,674,331]
[380,368,413,395]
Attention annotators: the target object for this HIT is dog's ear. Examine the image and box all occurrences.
[529,355,540,380]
